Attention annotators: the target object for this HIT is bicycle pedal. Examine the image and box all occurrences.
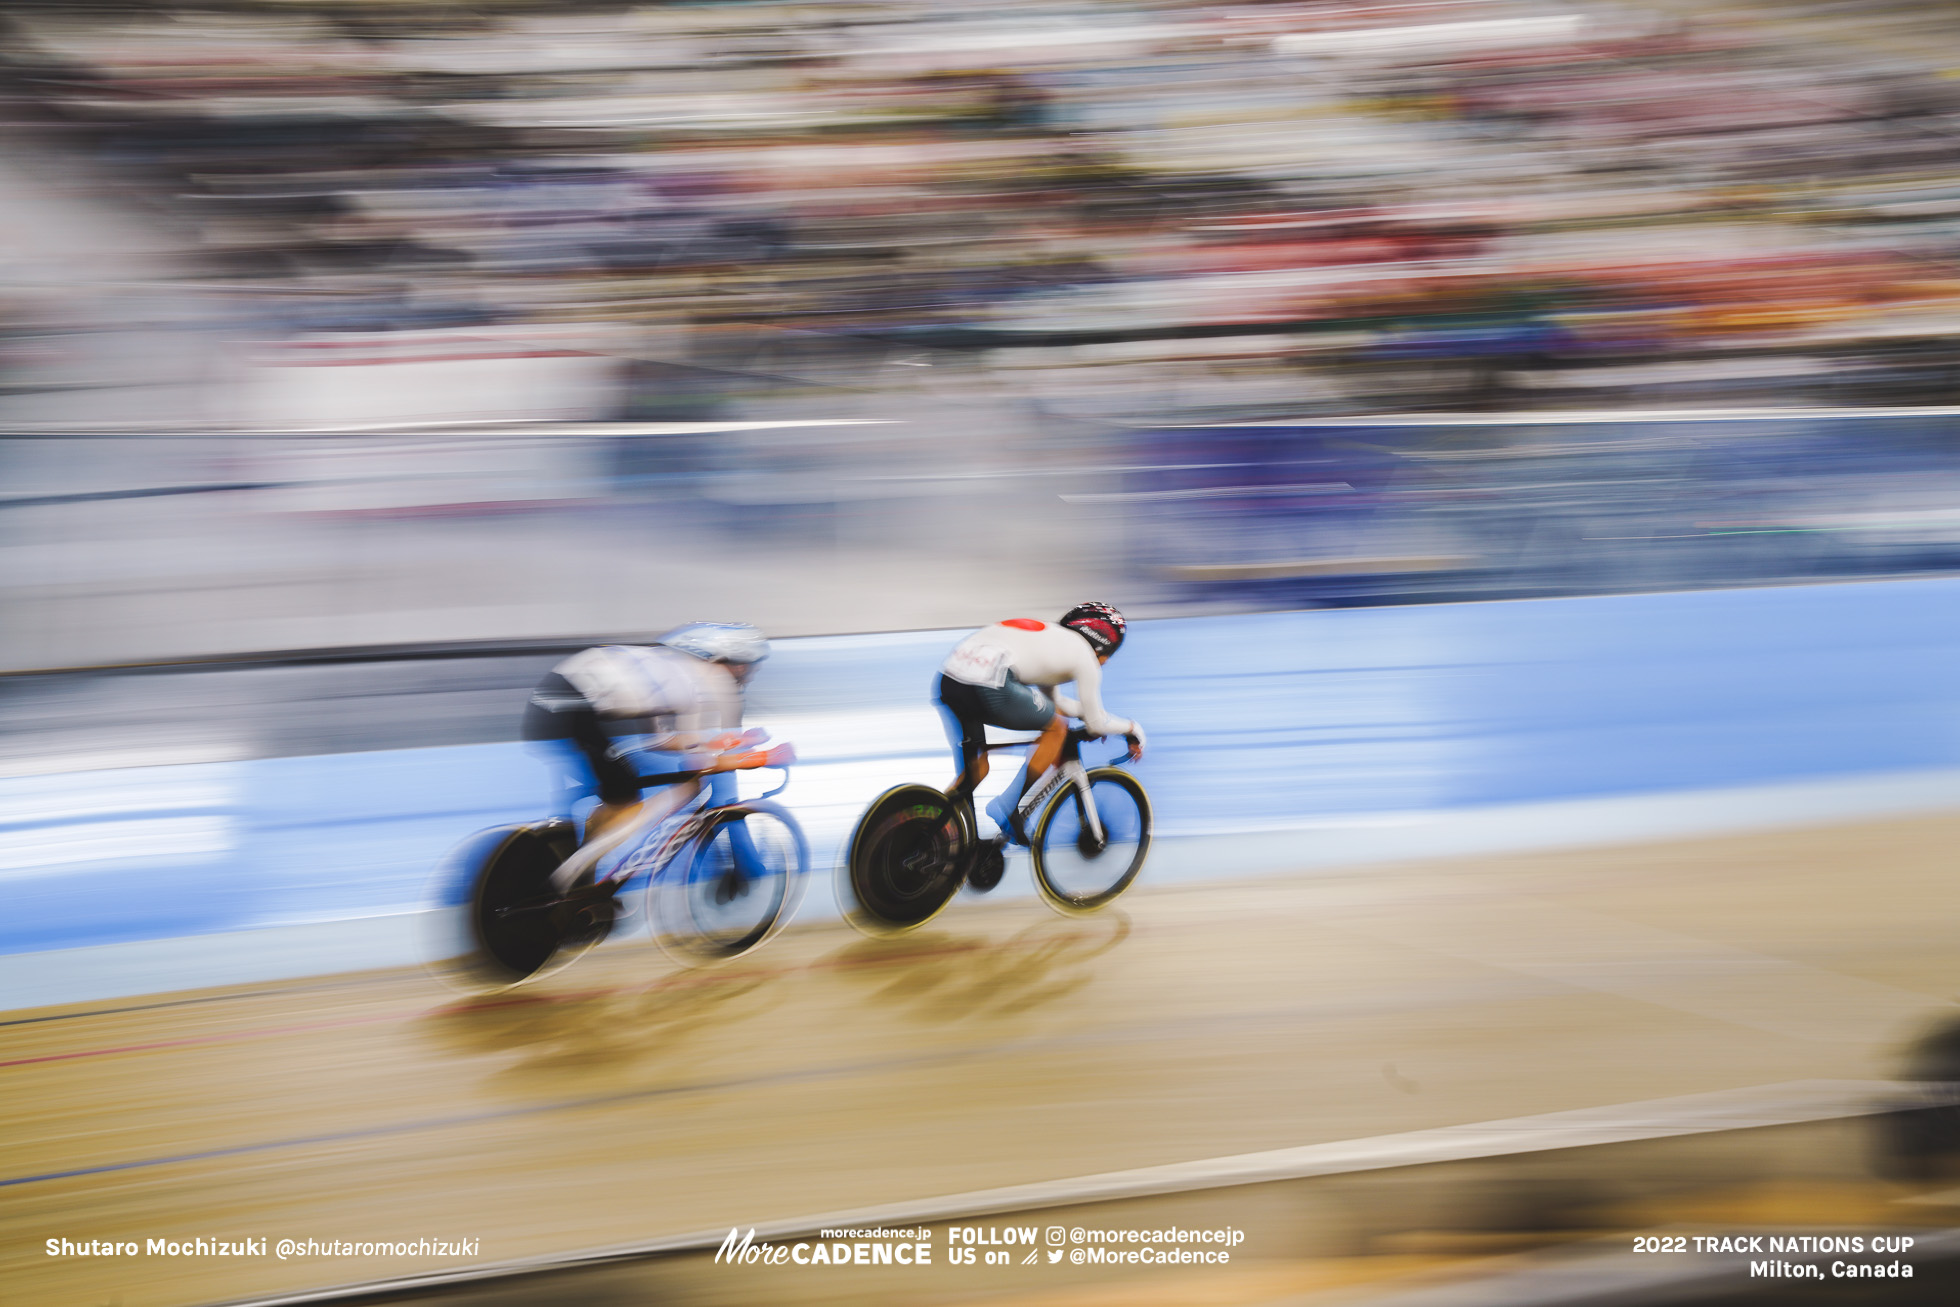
[965,841,1007,893]
[555,897,617,947]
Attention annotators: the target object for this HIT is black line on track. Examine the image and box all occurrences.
[0,972,408,1029]
[1,963,1554,1192]
[0,1041,985,1190]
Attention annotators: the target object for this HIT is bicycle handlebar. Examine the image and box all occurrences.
[630,740,795,788]
[1070,726,1138,768]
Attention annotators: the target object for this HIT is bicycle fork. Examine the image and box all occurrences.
[1013,759,1105,849]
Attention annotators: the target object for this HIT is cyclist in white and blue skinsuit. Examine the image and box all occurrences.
[522,622,770,891]
[935,602,1146,853]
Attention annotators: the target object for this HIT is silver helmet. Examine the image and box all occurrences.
[655,621,770,665]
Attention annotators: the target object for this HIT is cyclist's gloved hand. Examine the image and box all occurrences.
[1124,723,1146,763]
[703,727,769,752]
[726,742,796,770]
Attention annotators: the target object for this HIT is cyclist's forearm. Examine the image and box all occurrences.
[635,748,778,786]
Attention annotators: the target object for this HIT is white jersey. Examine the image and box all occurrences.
[942,619,1135,739]
[554,644,741,737]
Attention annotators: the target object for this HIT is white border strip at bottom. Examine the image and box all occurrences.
[217,1078,1909,1307]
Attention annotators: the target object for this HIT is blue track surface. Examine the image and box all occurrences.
[5,578,1958,959]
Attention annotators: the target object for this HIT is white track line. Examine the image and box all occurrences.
[1178,405,1960,427]
[215,1078,1911,1307]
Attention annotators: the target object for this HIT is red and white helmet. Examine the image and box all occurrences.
[1059,602,1126,657]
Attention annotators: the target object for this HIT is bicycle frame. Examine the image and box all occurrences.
[992,765,1080,845]
[544,756,787,901]
[971,726,1115,848]
[608,807,701,889]
[606,764,792,890]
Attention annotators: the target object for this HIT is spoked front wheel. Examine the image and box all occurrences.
[649,799,808,963]
[1030,768,1151,915]
[843,784,968,934]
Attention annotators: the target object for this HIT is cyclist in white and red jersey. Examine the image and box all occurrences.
[935,602,1146,851]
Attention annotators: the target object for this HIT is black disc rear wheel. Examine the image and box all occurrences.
[846,784,967,932]
[469,822,579,985]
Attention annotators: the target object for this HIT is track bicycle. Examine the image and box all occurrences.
[841,724,1151,933]
[431,736,807,989]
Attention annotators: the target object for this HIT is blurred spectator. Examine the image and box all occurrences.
[5,0,1960,425]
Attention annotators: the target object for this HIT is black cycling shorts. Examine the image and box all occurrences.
[521,671,642,805]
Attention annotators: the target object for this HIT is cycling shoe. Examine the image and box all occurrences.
[986,792,1032,848]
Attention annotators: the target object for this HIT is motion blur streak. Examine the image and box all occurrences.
[8,0,1960,664]
[7,830,1960,1307]
[6,578,1960,975]
[10,2,1960,1306]
[6,0,1960,437]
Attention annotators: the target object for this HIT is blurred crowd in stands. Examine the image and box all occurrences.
[5,0,1960,423]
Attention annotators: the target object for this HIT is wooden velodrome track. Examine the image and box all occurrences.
[9,812,1960,1307]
